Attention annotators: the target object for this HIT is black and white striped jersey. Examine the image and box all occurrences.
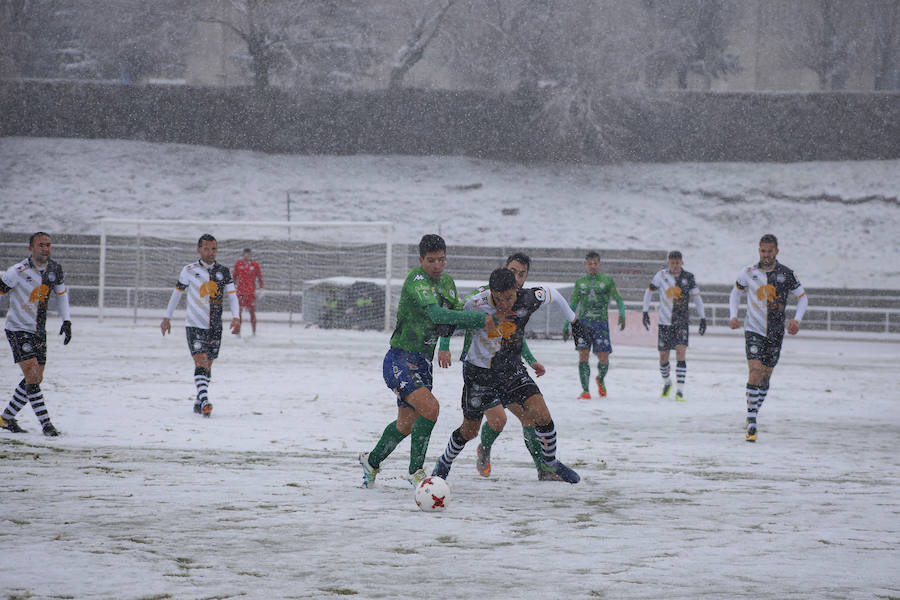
[732,261,806,337]
[643,269,704,326]
[0,258,71,334]
[165,261,239,331]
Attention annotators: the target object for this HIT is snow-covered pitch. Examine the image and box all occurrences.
[1,317,897,599]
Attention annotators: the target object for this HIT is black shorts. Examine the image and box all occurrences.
[186,327,222,360]
[658,324,689,351]
[745,331,783,368]
[460,362,540,421]
[5,329,47,365]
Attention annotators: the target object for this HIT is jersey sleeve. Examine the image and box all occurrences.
[175,266,190,291]
[0,265,17,292]
[255,262,264,288]
[539,286,577,322]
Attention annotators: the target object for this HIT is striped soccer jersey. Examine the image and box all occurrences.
[0,258,70,333]
[167,261,239,330]
[464,286,575,370]
[646,269,703,326]
[733,261,805,338]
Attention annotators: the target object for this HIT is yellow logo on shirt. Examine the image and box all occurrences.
[200,281,219,298]
[665,286,682,299]
[756,284,776,303]
[29,284,50,304]
[488,320,517,340]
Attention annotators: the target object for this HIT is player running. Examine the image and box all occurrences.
[160,234,241,417]
[358,234,508,489]
[430,268,590,484]
[563,251,626,398]
[0,232,71,436]
[729,234,808,442]
[641,250,707,401]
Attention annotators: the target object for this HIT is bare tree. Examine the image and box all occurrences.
[388,0,457,89]
[643,0,740,89]
[870,0,900,90]
[790,0,859,90]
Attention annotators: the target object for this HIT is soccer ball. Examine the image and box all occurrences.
[415,476,450,512]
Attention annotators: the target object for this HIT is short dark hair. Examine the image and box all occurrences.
[585,251,600,260]
[198,233,217,247]
[243,248,252,254]
[759,234,778,248]
[489,267,517,293]
[505,252,531,271]
[667,250,682,260]
[29,232,51,246]
[418,234,446,257]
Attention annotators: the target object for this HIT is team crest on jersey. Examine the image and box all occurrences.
[29,284,50,303]
[200,281,219,298]
[534,289,546,302]
[449,290,456,298]
[776,274,785,283]
[215,271,224,281]
[48,272,56,282]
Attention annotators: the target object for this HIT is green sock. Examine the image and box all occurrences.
[408,415,436,474]
[579,362,591,391]
[523,425,543,469]
[369,420,408,469]
[480,421,502,450]
[598,362,609,383]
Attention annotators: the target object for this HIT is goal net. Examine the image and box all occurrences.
[98,219,401,329]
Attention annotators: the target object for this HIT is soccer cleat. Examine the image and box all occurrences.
[540,461,580,484]
[661,382,672,398]
[42,423,59,437]
[359,452,380,488]
[596,376,607,397]
[745,423,757,442]
[407,469,426,487]
[200,400,213,417]
[578,391,591,400]
[537,468,562,481]
[675,391,685,402]
[476,445,492,477]
[431,460,451,480]
[0,416,27,433]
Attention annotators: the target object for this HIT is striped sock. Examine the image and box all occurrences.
[2,379,29,420]
[436,429,468,472]
[194,367,210,406]
[535,420,558,468]
[757,385,769,412]
[676,360,687,392]
[746,384,761,426]
[660,361,670,382]
[26,383,51,427]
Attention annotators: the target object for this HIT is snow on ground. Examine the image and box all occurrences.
[1,317,898,599]
[1,136,899,288]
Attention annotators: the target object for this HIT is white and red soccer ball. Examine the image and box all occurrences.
[415,476,450,512]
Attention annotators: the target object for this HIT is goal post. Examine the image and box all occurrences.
[98,218,397,329]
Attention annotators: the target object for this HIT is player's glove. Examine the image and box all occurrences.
[562,323,569,342]
[699,318,707,336]
[618,314,626,331]
[59,320,72,345]
[570,319,590,349]
[642,312,650,330]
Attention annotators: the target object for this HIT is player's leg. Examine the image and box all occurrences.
[476,404,509,477]
[595,351,610,396]
[2,332,41,433]
[504,401,544,474]
[434,364,493,479]
[523,394,579,483]
[577,347,592,398]
[192,352,212,415]
[24,362,57,436]
[659,342,672,397]
[432,416,482,480]
[674,343,688,401]
[594,321,612,396]
[247,297,258,335]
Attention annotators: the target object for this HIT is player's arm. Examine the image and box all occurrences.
[521,338,545,377]
[692,287,707,335]
[610,282,626,330]
[225,281,241,334]
[787,285,808,335]
[728,282,744,329]
[161,283,186,335]
[562,284,581,338]
[641,286,654,330]
[54,278,73,345]
[256,262,264,292]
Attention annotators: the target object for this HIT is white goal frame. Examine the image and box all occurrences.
[98,218,395,328]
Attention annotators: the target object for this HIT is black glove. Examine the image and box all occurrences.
[642,312,650,330]
[698,318,707,336]
[570,319,590,348]
[59,320,72,345]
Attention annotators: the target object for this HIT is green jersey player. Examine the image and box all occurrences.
[563,251,626,398]
[359,234,506,488]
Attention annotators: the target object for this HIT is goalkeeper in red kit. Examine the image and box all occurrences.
[233,248,264,335]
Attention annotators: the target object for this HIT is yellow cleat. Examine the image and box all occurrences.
[675,391,685,402]
[660,382,672,398]
[745,423,757,442]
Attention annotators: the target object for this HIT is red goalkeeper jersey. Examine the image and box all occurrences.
[233,260,264,296]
